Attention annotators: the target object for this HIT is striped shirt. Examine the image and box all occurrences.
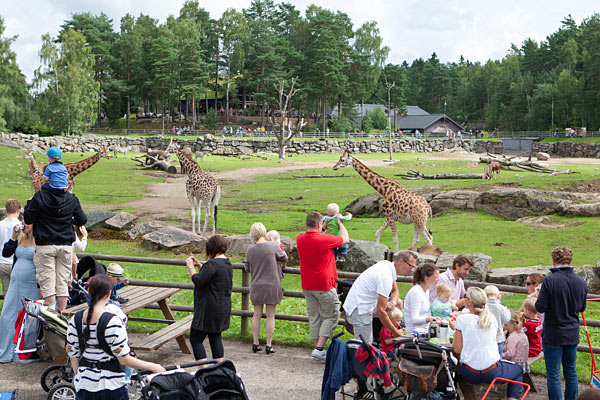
[66,313,130,392]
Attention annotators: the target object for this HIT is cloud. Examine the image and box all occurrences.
[3,0,598,83]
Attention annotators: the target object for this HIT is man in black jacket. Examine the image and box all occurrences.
[24,188,87,311]
[535,247,587,400]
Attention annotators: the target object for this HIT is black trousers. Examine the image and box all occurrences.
[189,328,224,360]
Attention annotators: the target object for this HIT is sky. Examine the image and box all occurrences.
[2,0,599,84]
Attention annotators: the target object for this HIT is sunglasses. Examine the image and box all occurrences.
[405,260,417,269]
[525,281,536,286]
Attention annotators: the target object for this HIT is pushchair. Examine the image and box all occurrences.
[393,337,459,400]
[68,256,107,307]
[330,332,406,400]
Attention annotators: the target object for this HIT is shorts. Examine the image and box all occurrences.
[35,245,73,298]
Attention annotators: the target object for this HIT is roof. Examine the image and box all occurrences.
[405,106,429,116]
[396,114,464,131]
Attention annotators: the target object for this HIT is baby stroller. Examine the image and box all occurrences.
[330,332,406,400]
[68,256,107,307]
[139,359,249,399]
[393,337,459,400]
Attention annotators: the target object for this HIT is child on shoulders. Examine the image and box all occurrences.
[379,307,403,357]
[322,203,352,262]
[521,298,542,357]
[430,283,457,319]
[484,285,511,356]
[41,146,69,193]
[503,311,530,373]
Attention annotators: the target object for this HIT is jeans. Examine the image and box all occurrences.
[543,340,578,400]
[76,387,128,400]
[498,342,505,358]
[334,244,348,259]
[460,361,523,399]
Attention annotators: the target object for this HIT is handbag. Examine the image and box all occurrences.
[396,357,444,392]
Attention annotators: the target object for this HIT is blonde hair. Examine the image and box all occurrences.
[484,285,500,298]
[327,203,340,214]
[388,307,403,321]
[436,283,452,296]
[249,222,267,243]
[466,287,493,330]
[265,230,281,244]
[508,311,523,331]
[522,297,538,315]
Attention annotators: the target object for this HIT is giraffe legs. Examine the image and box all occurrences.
[375,219,390,244]
[201,203,210,236]
[389,220,399,252]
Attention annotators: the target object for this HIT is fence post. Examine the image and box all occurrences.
[241,270,250,336]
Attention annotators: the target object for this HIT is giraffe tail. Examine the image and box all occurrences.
[211,185,221,232]
[428,206,433,237]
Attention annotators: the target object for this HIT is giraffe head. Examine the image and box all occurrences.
[99,145,111,159]
[333,150,353,170]
[166,139,179,153]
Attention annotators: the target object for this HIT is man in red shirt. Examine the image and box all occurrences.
[297,211,349,360]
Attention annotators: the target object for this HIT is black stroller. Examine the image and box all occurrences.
[393,337,459,400]
[68,256,107,307]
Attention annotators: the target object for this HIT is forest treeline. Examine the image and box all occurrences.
[0,0,599,135]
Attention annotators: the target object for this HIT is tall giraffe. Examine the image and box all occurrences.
[25,151,44,192]
[29,145,110,192]
[333,150,433,251]
[168,140,221,236]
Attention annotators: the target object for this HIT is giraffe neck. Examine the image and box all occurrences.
[66,153,100,177]
[351,156,405,196]
[175,148,205,177]
[28,156,42,178]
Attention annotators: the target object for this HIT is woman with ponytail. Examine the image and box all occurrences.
[66,274,164,399]
[404,262,440,334]
[452,287,523,400]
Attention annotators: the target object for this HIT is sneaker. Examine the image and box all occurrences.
[338,257,345,263]
[311,348,327,361]
[118,297,129,304]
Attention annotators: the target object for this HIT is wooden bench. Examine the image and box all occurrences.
[458,352,544,400]
[130,314,194,354]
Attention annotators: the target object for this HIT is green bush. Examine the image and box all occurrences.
[329,114,354,133]
[204,109,218,130]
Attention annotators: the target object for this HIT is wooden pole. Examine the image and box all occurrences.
[241,270,250,336]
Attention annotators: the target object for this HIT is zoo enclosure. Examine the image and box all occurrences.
[63,253,600,354]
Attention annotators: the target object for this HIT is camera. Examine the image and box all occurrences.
[14,224,25,232]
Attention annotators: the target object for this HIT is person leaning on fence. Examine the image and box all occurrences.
[535,247,587,400]
[296,211,349,361]
[66,274,164,398]
[451,287,524,400]
[185,235,233,363]
[245,222,288,355]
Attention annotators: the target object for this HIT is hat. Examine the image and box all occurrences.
[106,263,124,278]
[46,146,62,160]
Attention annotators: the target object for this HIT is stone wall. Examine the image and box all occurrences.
[2,131,600,158]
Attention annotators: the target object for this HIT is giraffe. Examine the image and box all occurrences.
[168,140,221,236]
[333,150,433,251]
[25,151,44,192]
[29,145,110,192]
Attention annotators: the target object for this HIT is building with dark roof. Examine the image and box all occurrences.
[396,114,464,136]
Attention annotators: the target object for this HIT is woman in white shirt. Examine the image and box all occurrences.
[404,262,440,334]
[452,287,524,400]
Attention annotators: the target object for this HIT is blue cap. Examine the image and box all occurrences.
[46,146,62,160]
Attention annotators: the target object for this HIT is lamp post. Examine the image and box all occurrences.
[444,101,447,115]
[125,95,130,134]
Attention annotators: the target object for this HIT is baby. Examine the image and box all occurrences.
[379,307,404,356]
[106,263,129,305]
[521,297,542,357]
[266,230,286,279]
[41,146,69,193]
[503,311,530,373]
[430,284,456,319]
[484,285,511,356]
[322,203,352,262]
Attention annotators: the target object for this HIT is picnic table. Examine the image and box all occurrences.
[64,285,192,354]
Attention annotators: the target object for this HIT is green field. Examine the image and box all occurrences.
[1,143,600,381]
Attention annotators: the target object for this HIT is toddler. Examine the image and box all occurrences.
[521,298,542,357]
[503,311,530,373]
[41,146,69,193]
[484,285,511,356]
[266,230,286,279]
[322,203,352,262]
[430,284,456,319]
[107,263,129,305]
[379,307,403,356]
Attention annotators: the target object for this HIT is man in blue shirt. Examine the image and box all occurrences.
[535,247,588,400]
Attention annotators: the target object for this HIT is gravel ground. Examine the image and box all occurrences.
[0,335,590,400]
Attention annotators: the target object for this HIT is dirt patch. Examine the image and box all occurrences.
[563,179,600,193]
[518,216,584,229]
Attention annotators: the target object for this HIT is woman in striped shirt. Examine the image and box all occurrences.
[66,274,164,399]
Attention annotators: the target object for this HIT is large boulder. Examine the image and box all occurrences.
[345,193,384,217]
[563,203,600,217]
[128,221,167,240]
[435,252,491,282]
[474,189,569,221]
[85,210,116,231]
[430,191,478,214]
[226,234,295,256]
[486,265,551,286]
[142,226,206,250]
[575,264,600,287]
[342,239,389,273]
[536,152,550,161]
[105,212,138,231]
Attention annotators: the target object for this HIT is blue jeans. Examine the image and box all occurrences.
[76,386,128,400]
[334,244,348,259]
[498,342,505,358]
[460,361,524,398]
[543,340,578,400]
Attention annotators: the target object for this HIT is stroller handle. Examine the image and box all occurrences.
[136,360,219,376]
[393,337,448,352]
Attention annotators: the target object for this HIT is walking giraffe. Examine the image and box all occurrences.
[168,140,221,236]
[333,150,433,251]
[25,151,44,191]
[28,145,110,192]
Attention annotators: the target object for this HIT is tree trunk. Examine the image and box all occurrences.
[204,92,208,116]
[322,98,327,133]
[225,68,230,125]
[96,85,102,128]
[192,92,196,130]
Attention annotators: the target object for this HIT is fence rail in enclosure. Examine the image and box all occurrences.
[71,253,600,354]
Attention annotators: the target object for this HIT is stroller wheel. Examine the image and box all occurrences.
[41,365,71,392]
[47,383,75,400]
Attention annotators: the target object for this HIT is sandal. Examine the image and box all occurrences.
[265,346,276,355]
[252,344,262,353]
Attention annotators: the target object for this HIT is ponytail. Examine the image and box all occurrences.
[84,274,113,341]
[466,287,493,329]
[412,262,438,285]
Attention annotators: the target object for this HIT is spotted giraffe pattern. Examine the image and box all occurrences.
[169,140,221,236]
[333,151,433,251]
[25,151,44,192]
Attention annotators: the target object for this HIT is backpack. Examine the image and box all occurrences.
[74,310,124,373]
[195,360,249,400]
